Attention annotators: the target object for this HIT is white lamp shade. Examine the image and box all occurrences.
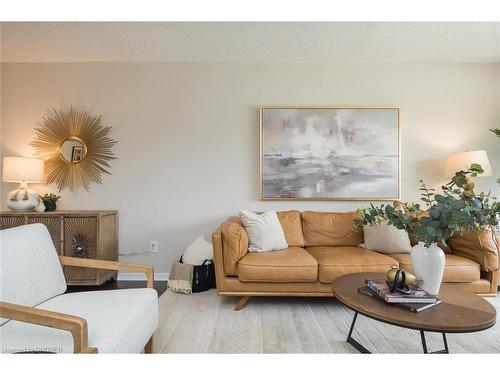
[2,157,44,183]
[444,150,492,177]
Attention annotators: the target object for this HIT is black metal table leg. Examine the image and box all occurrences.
[420,330,428,353]
[442,332,449,353]
[420,330,449,354]
[346,312,450,354]
[346,312,371,353]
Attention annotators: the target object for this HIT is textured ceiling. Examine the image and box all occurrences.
[1,22,500,63]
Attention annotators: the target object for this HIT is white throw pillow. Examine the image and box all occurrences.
[182,236,213,265]
[238,210,288,252]
[362,224,412,254]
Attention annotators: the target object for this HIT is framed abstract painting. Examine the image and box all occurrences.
[260,106,400,200]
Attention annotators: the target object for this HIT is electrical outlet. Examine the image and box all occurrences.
[150,240,159,253]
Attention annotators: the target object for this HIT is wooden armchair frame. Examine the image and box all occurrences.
[0,256,155,354]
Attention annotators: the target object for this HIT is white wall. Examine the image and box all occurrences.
[1,62,499,274]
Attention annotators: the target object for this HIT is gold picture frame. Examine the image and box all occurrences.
[31,107,117,191]
[259,106,401,201]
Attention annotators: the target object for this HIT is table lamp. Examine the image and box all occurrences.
[2,157,44,211]
[444,150,492,177]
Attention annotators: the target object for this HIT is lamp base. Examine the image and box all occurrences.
[6,188,40,212]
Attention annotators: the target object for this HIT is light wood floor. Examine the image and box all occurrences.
[154,289,500,353]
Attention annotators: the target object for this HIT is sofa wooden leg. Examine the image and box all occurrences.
[144,336,153,353]
[235,296,251,311]
[80,347,98,354]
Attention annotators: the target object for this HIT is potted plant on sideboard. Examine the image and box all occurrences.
[40,193,61,212]
[356,164,499,295]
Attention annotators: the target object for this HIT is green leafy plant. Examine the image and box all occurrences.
[40,193,61,205]
[356,164,499,248]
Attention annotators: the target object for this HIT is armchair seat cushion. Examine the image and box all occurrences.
[308,246,398,284]
[237,247,318,282]
[0,288,158,354]
[389,253,480,283]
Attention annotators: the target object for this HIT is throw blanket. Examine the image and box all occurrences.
[168,261,193,294]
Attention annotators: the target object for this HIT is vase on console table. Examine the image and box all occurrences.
[44,201,56,212]
[410,242,445,295]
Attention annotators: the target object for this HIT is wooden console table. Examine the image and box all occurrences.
[0,210,118,285]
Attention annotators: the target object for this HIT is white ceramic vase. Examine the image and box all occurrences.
[410,241,445,295]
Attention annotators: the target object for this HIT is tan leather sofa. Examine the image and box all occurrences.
[212,211,499,310]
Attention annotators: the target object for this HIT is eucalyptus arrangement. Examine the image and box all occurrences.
[356,164,499,294]
[40,193,61,212]
[356,164,499,247]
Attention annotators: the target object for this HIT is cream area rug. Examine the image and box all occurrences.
[153,289,500,353]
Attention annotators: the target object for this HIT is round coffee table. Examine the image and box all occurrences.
[331,272,496,354]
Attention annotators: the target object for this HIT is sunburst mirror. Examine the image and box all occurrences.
[31,107,117,191]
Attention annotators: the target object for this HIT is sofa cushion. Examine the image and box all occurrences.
[447,230,499,272]
[389,253,480,283]
[301,211,363,247]
[221,217,249,276]
[0,288,158,353]
[237,247,318,282]
[308,246,398,284]
[1,224,67,326]
[277,210,306,247]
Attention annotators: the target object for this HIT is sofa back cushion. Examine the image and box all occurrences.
[448,229,499,272]
[0,224,67,325]
[277,210,306,247]
[301,211,363,247]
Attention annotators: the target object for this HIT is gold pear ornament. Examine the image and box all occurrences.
[386,265,422,286]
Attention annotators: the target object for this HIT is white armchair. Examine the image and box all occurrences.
[0,224,159,354]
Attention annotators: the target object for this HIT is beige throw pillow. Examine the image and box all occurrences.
[362,224,412,254]
[239,210,288,252]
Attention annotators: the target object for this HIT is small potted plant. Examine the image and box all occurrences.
[40,193,61,212]
[356,164,499,295]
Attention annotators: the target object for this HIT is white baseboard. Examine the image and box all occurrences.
[117,272,169,281]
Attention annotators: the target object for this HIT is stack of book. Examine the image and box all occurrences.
[358,279,441,313]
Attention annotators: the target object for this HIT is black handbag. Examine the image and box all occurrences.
[179,256,216,293]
